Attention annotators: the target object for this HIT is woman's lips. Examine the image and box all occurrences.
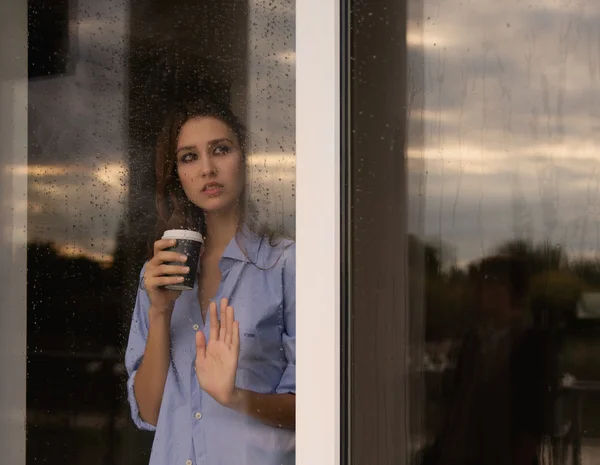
[202,183,223,196]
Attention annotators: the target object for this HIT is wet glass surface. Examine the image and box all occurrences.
[22,0,295,463]
[404,0,600,463]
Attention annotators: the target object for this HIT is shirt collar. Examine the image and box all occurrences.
[221,223,263,264]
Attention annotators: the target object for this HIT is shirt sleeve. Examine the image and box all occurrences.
[124,263,157,431]
[276,243,296,394]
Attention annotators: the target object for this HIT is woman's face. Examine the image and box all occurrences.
[175,116,245,214]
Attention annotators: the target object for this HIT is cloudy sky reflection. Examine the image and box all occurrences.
[408,0,600,265]
[28,0,128,263]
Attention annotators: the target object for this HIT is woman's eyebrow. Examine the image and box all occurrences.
[208,138,233,147]
[175,145,196,155]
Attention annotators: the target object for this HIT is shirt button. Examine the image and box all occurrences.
[186,460,192,465]
[195,412,202,420]
[192,324,199,331]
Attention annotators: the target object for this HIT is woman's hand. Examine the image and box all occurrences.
[144,239,189,313]
[195,298,240,406]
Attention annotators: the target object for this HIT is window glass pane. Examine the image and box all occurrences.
[406,0,600,464]
[347,0,600,464]
[19,0,296,463]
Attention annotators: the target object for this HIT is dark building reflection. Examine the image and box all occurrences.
[414,238,600,465]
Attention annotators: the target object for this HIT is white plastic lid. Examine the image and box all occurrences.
[162,229,204,243]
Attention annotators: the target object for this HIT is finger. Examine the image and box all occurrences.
[156,264,190,276]
[145,275,185,289]
[219,298,228,341]
[154,251,188,265]
[153,239,177,255]
[195,329,206,363]
[220,298,229,317]
[232,321,240,354]
[209,302,219,342]
[224,306,234,346]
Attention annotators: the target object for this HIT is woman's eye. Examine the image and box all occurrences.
[213,145,231,155]
[179,152,196,163]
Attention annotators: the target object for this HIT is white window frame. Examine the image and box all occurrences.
[296,0,341,464]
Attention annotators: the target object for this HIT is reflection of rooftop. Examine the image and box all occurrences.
[56,244,114,268]
[247,152,295,168]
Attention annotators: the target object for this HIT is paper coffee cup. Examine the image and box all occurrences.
[161,229,204,291]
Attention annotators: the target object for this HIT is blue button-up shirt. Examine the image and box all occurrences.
[125,226,296,465]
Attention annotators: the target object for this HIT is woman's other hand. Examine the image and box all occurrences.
[195,298,240,406]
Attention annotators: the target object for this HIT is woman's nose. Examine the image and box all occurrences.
[198,155,217,176]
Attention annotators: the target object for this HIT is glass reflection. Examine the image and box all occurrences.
[407,0,600,463]
[26,0,296,463]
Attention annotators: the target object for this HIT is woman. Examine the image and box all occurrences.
[125,97,296,465]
